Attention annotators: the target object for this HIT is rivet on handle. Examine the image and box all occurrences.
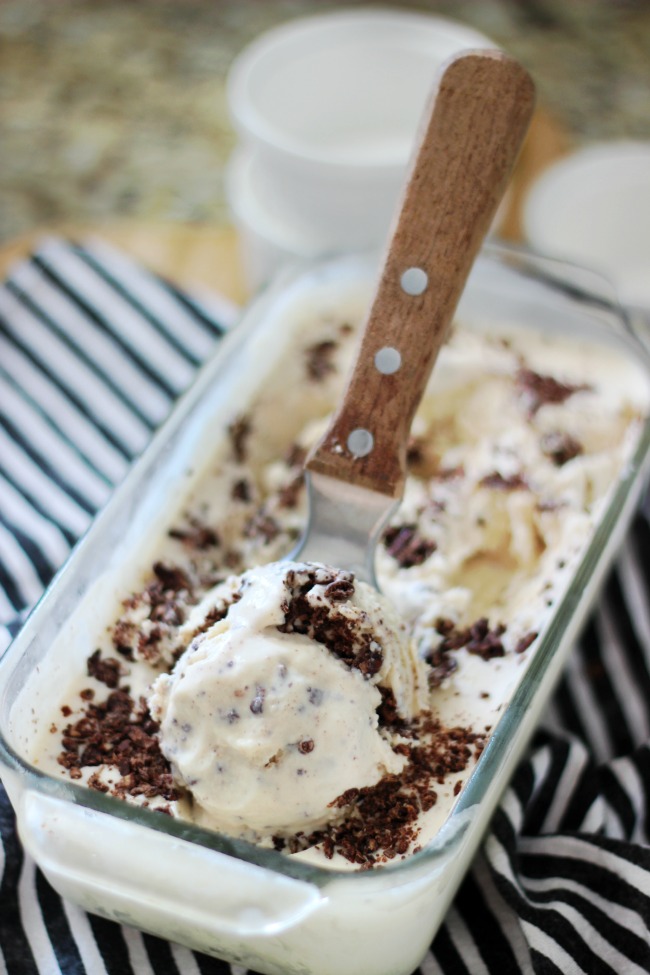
[374,347,402,375]
[304,52,536,503]
[347,428,374,458]
[400,267,428,295]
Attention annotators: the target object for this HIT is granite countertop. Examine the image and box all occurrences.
[1,0,649,246]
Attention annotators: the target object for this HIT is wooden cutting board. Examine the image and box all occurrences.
[0,109,570,306]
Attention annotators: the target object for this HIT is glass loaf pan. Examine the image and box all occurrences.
[1,245,650,975]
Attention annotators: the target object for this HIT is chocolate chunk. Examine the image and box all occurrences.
[405,437,425,468]
[231,478,252,502]
[427,649,458,688]
[245,512,281,543]
[383,524,436,568]
[324,577,355,601]
[376,688,409,735]
[465,619,506,659]
[87,649,122,689]
[168,519,219,550]
[515,631,538,654]
[540,431,583,466]
[112,619,136,658]
[516,367,591,417]
[277,474,304,510]
[297,738,315,754]
[479,471,528,491]
[305,340,337,381]
[433,617,507,660]
[285,442,307,468]
[227,414,252,463]
[153,561,191,592]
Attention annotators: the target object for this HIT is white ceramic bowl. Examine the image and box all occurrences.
[225,147,327,293]
[226,8,496,289]
[523,141,650,311]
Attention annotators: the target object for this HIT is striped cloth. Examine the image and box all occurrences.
[1,238,649,975]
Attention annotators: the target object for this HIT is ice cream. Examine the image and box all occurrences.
[36,289,650,870]
[148,560,427,839]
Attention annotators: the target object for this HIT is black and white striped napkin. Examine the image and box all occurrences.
[1,237,649,975]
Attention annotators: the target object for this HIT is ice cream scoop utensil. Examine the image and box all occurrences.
[293,50,535,585]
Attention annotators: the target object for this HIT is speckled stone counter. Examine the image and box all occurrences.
[1,0,649,244]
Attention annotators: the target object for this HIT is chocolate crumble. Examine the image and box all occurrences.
[58,586,493,869]
[57,673,179,805]
[111,561,195,664]
[87,649,123,689]
[278,566,383,678]
[277,712,484,867]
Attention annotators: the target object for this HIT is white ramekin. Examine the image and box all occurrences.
[225,8,496,289]
[522,141,650,311]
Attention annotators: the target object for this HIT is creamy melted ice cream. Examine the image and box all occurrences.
[36,299,650,870]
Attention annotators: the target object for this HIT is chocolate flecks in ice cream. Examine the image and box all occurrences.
[384,524,437,568]
[231,478,252,503]
[306,339,339,381]
[479,471,528,491]
[168,519,220,550]
[516,367,591,417]
[426,649,459,689]
[540,431,583,466]
[227,413,252,463]
[245,511,283,543]
[431,617,507,661]
[37,301,650,871]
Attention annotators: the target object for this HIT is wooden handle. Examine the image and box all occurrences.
[306,50,535,498]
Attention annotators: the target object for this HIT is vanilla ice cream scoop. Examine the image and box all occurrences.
[148,561,427,839]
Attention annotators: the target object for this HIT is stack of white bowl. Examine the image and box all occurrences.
[225,9,497,291]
